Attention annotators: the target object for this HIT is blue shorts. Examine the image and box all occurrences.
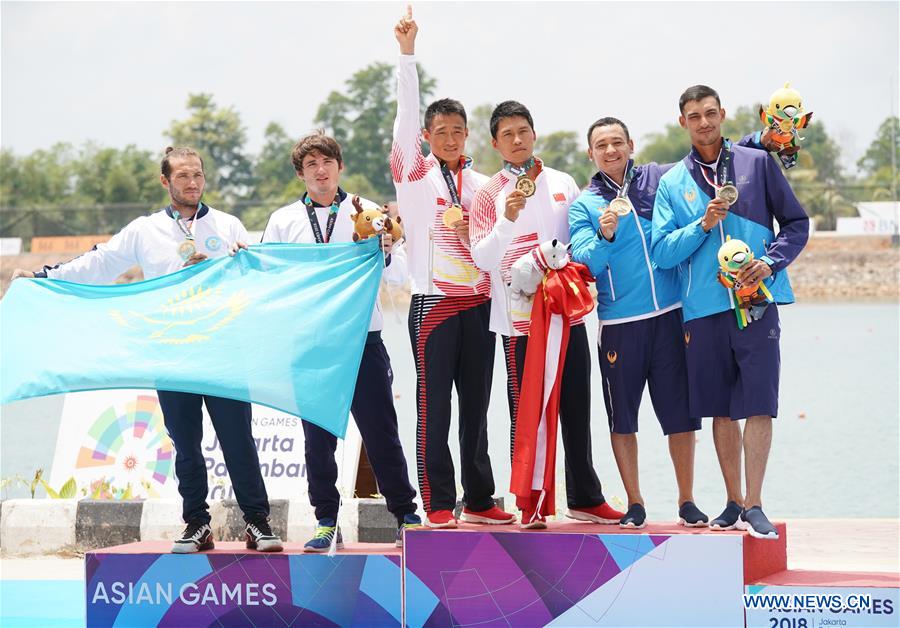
[598,308,701,435]
[683,304,781,420]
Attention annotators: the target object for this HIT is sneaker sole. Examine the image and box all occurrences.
[678,518,710,528]
[247,540,284,552]
[171,539,215,554]
[303,542,344,553]
[565,511,619,524]
[619,520,647,529]
[460,514,516,525]
[710,520,748,531]
[424,519,458,529]
[744,523,779,540]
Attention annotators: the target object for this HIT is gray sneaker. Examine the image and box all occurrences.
[677,501,709,528]
[172,521,214,554]
[710,501,746,531]
[245,518,283,552]
[741,506,779,540]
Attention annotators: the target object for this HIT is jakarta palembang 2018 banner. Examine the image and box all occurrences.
[46,389,362,500]
[0,240,384,439]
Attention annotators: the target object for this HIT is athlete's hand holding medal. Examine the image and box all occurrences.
[504,189,527,222]
[598,208,618,241]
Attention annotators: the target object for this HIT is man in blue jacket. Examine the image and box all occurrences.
[651,86,809,540]
[569,118,771,529]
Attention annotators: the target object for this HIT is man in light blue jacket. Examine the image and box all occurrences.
[650,86,809,540]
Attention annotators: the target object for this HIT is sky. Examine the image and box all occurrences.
[2,1,898,175]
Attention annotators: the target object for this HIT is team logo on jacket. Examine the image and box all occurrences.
[553,192,566,202]
[109,284,248,345]
[683,189,697,203]
[684,331,691,345]
[606,350,618,366]
[205,236,222,251]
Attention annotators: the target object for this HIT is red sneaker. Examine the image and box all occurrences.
[566,502,625,524]
[425,510,457,528]
[460,505,516,525]
[520,510,547,530]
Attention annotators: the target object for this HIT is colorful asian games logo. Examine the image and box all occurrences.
[75,394,174,496]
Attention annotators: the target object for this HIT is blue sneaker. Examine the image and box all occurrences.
[303,518,343,553]
[741,506,779,540]
[677,501,709,528]
[619,503,646,529]
[395,513,422,548]
[710,501,745,531]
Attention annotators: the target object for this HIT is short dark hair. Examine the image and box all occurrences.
[489,101,534,139]
[679,85,721,114]
[586,117,631,145]
[292,131,342,172]
[161,147,203,179]
[424,98,468,131]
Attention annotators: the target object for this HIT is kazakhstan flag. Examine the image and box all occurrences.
[0,239,383,438]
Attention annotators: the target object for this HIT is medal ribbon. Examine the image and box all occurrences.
[503,157,536,177]
[699,139,735,191]
[611,162,636,199]
[304,194,340,244]
[172,205,200,240]
[439,156,468,207]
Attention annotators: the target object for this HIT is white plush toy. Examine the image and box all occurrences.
[509,239,571,298]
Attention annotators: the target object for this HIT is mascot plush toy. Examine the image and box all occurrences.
[509,240,595,527]
[510,239,571,299]
[717,236,774,329]
[759,82,813,169]
[350,196,403,242]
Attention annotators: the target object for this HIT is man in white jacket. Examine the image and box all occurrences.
[11,147,283,554]
[391,6,513,528]
[262,132,422,550]
[471,103,624,527]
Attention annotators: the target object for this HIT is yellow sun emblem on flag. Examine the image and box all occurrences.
[109,284,249,345]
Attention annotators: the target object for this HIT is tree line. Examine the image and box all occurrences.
[1,62,897,239]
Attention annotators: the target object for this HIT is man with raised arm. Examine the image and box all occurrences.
[470,101,624,528]
[392,6,513,528]
[651,86,809,540]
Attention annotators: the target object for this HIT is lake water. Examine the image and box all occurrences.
[2,302,898,521]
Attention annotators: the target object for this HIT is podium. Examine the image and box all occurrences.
[86,542,402,626]
[85,521,898,627]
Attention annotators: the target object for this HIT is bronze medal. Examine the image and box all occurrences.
[609,197,633,217]
[515,175,536,197]
[177,240,196,261]
[442,204,464,229]
[717,184,739,206]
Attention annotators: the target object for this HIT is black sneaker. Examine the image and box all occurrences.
[741,506,779,540]
[619,503,647,529]
[172,520,214,554]
[677,501,709,528]
[710,501,745,531]
[395,513,423,548]
[245,518,284,552]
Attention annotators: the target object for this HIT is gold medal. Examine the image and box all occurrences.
[609,197,633,217]
[177,240,196,261]
[442,204,464,229]
[515,175,536,197]
[717,184,739,206]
